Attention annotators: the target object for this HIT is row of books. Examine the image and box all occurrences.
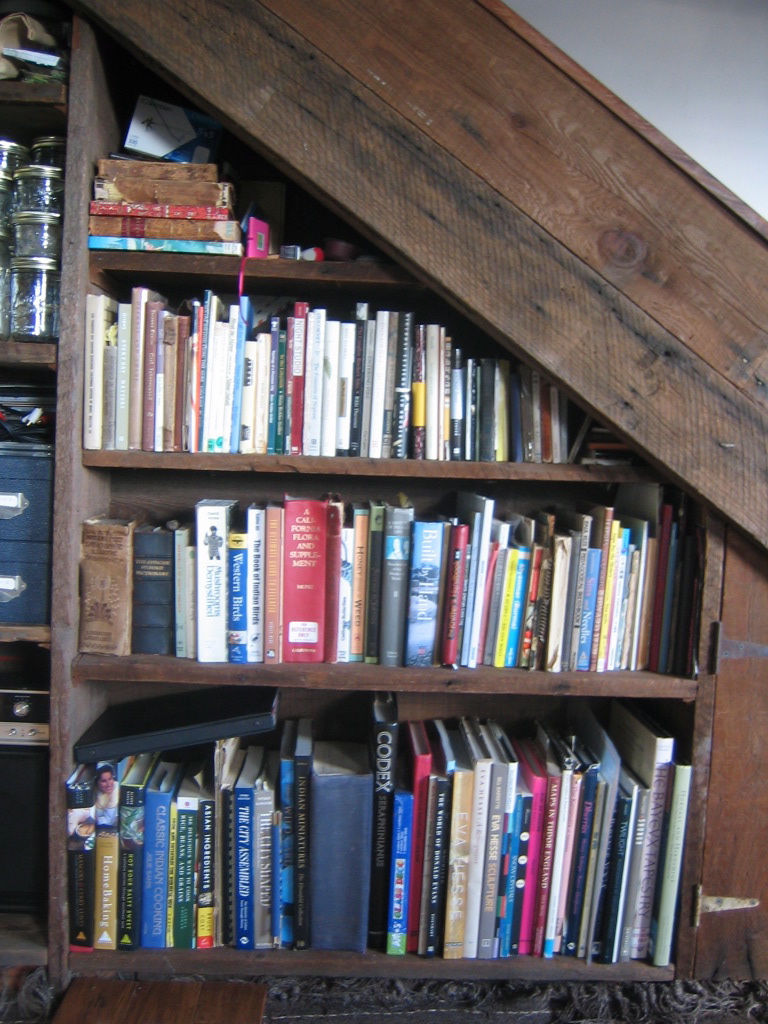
[87,158,243,256]
[66,695,691,967]
[82,284,600,464]
[78,485,702,678]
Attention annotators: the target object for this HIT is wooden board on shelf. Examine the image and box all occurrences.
[0,913,47,968]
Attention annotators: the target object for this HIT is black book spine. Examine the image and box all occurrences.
[368,695,399,949]
[132,526,174,654]
[424,775,451,956]
[293,748,312,950]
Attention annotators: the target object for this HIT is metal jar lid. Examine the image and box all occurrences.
[11,211,61,225]
[11,256,60,273]
[31,135,66,147]
[12,164,63,181]
[0,139,30,158]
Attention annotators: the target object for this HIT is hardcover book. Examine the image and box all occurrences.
[405,720,432,954]
[430,720,474,960]
[233,745,266,949]
[264,503,285,663]
[292,717,314,950]
[368,692,399,950]
[131,524,174,655]
[309,740,373,952]
[386,785,414,954]
[116,751,158,951]
[66,764,97,951]
[227,530,248,662]
[195,499,236,663]
[379,501,415,667]
[405,519,445,666]
[79,515,141,657]
[140,758,184,949]
[282,496,329,663]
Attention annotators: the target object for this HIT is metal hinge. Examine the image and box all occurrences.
[694,885,759,927]
[710,621,768,673]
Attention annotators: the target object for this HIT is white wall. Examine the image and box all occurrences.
[503,0,768,221]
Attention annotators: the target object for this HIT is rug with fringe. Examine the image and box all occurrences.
[2,968,767,1023]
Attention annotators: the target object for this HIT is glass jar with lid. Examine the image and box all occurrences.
[0,229,10,340]
[10,256,60,343]
[0,139,30,174]
[30,136,66,170]
[11,211,62,261]
[11,164,64,216]
[0,171,12,235]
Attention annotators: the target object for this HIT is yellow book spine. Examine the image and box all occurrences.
[165,799,179,947]
[493,550,519,667]
[596,519,622,672]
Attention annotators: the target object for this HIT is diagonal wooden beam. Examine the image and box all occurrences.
[66,0,768,550]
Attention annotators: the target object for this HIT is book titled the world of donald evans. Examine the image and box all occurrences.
[73,685,278,763]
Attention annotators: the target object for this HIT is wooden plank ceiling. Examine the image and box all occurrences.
[67,0,768,551]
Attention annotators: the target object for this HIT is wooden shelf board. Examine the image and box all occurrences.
[82,449,655,483]
[0,82,67,142]
[0,343,57,371]
[71,653,697,699]
[70,945,673,982]
[89,253,420,293]
[0,625,50,645]
[0,913,47,968]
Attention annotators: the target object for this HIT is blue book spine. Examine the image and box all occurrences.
[563,764,599,954]
[234,786,255,949]
[386,789,414,955]
[140,786,172,948]
[279,749,295,947]
[229,297,251,454]
[405,520,445,666]
[498,792,523,957]
[576,548,602,670]
[504,547,532,667]
[508,792,533,956]
[228,533,248,663]
[266,316,280,455]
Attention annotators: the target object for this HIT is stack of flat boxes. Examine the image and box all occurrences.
[0,444,54,624]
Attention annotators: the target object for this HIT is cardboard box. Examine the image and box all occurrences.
[124,94,223,164]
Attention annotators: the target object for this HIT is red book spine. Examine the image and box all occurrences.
[89,200,231,220]
[324,498,344,663]
[441,522,469,667]
[513,738,548,956]
[290,302,309,455]
[405,722,432,954]
[282,497,329,663]
[263,505,284,663]
[532,768,561,957]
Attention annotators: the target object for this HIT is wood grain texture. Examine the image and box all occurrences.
[52,979,266,1024]
[63,0,768,549]
[695,527,768,979]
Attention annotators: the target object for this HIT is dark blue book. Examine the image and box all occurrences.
[131,524,174,655]
[563,741,601,955]
[140,757,184,949]
[405,519,445,666]
[310,740,373,952]
[278,719,297,948]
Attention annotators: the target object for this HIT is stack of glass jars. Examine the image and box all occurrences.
[0,134,66,343]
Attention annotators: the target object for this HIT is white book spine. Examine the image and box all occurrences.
[336,320,356,454]
[302,307,326,456]
[336,524,354,662]
[239,338,258,454]
[114,301,132,450]
[425,323,441,461]
[463,757,491,958]
[220,305,240,454]
[320,318,341,457]
[367,310,390,459]
[246,505,265,662]
[254,333,271,455]
[195,499,234,662]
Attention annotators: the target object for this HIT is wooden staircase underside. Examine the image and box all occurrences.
[66,0,768,552]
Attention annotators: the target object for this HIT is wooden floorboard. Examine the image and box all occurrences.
[51,979,266,1024]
